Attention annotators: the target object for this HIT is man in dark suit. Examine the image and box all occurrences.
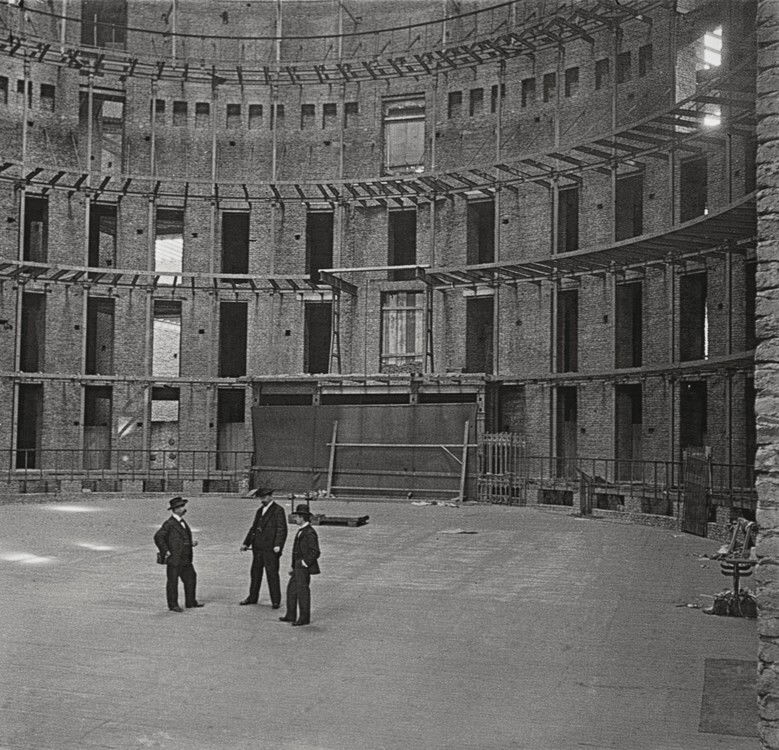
[153,496,204,613]
[239,487,288,608]
[279,504,320,626]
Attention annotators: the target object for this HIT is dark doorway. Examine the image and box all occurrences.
[556,386,578,478]
[615,384,642,480]
[306,211,334,283]
[467,199,495,264]
[680,156,708,222]
[219,302,248,377]
[680,381,708,451]
[556,289,578,372]
[222,212,250,274]
[557,186,579,253]
[83,385,112,469]
[16,384,43,469]
[615,172,644,240]
[615,282,643,368]
[89,204,117,272]
[86,297,115,375]
[19,292,45,373]
[680,273,707,361]
[24,196,47,262]
[465,297,494,373]
[388,210,416,281]
[304,303,332,374]
[217,388,246,471]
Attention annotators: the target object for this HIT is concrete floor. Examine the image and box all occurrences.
[0,495,759,750]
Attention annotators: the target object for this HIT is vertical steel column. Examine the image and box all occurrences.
[329,289,342,374]
[84,74,94,266]
[425,283,434,373]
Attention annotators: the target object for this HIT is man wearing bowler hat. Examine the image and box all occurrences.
[153,496,203,613]
[239,487,288,608]
[279,504,320,626]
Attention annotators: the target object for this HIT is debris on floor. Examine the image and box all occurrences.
[411,500,459,507]
[703,589,757,618]
[438,528,477,535]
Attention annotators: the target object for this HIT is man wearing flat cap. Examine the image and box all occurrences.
[153,496,203,612]
[279,504,320,626]
[239,487,288,608]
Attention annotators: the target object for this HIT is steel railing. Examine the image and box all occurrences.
[4,448,254,485]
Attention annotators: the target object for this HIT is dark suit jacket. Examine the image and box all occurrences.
[154,516,194,566]
[291,524,321,575]
[242,502,288,551]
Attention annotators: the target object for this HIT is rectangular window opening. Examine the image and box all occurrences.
[194,101,210,128]
[86,296,115,375]
[0,76,8,105]
[555,386,577,478]
[615,172,644,241]
[381,292,425,373]
[680,272,708,362]
[16,79,31,109]
[221,211,249,274]
[248,103,263,129]
[469,88,484,116]
[680,381,707,451]
[217,388,245,470]
[467,199,495,264]
[24,196,48,262]
[89,203,117,274]
[543,72,556,103]
[304,303,332,374]
[490,83,506,113]
[226,103,241,129]
[16,384,43,469]
[388,209,417,281]
[20,292,45,373]
[556,289,578,373]
[172,100,187,126]
[564,67,579,97]
[301,103,315,129]
[152,300,181,377]
[521,78,536,107]
[154,98,165,124]
[322,102,337,128]
[344,101,359,127]
[83,385,113,470]
[383,97,425,173]
[306,210,333,282]
[219,301,248,377]
[557,186,579,253]
[81,0,127,48]
[680,156,708,222]
[615,281,643,368]
[617,51,632,84]
[448,91,462,119]
[270,103,285,129]
[40,83,55,111]
[465,296,494,374]
[155,208,183,284]
[615,384,642,480]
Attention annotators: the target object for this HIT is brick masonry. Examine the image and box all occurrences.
[0,2,759,491]
[756,1,779,746]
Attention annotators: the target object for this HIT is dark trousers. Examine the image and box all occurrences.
[166,562,197,608]
[247,548,282,606]
[283,566,312,624]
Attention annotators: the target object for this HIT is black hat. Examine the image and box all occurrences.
[294,504,312,518]
[246,486,274,499]
[168,496,188,511]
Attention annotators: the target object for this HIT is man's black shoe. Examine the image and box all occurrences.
[239,599,256,605]
[271,604,280,609]
[187,602,204,608]
[291,621,309,626]
[169,606,184,613]
[278,616,294,622]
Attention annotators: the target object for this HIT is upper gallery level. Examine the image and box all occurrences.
[0,0,754,198]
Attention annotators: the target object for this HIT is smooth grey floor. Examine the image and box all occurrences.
[0,495,760,750]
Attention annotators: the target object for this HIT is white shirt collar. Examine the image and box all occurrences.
[172,512,185,523]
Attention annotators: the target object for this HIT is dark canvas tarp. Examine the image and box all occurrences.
[251,403,476,499]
